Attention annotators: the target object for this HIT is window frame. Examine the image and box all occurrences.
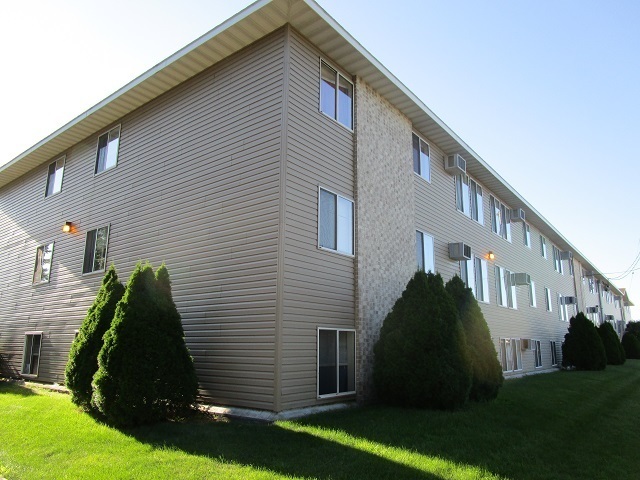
[44,156,65,198]
[495,265,517,309]
[412,133,431,183]
[534,340,543,368]
[416,230,435,273]
[318,187,354,257]
[545,287,552,312]
[82,225,111,275]
[21,332,43,377]
[500,338,523,373]
[469,178,484,225]
[529,280,537,308]
[473,256,490,303]
[540,235,547,258]
[319,59,353,131]
[317,327,356,398]
[94,125,121,175]
[550,341,558,366]
[552,245,564,274]
[523,223,531,248]
[489,195,511,241]
[558,294,569,322]
[32,242,55,285]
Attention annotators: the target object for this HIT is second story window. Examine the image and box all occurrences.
[412,133,430,182]
[523,223,531,248]
[33,243,54,284]
[45,157,65,197]
[455,174,470,216]
[552,245,563,274]
[490,196,511,241]
[540,235,547,258]
[416,230,435,273]
[95,126,121,174]
[320,61,353,130]
[83,226,110,274]
[469,179,484,225]
[319,188,354,255]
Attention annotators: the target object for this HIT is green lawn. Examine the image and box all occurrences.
[2,362,640,480]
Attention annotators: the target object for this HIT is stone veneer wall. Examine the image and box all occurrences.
[354,78,416,401]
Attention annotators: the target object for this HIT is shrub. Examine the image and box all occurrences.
[373,271,472,410]
[65,266,124,410]
[445,275,503,401]
[154,264,198,413]
[625,321,640,342]
[91,263,198,426]
[622,332,640,359]
[562,313,607,370]
[597,322,626,365]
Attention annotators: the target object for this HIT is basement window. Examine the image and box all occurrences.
[21,332,43,377]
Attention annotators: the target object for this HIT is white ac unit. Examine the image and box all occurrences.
[510,208,525,222]
[560,251,573,260]
[586,306,599,314]
[562,296,577,305]
[448,242,471,261]
[510,273,531,285]
[605,315,615,321]
[445,154,466,175]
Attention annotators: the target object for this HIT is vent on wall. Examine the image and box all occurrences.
[448,242,471,261]
[510,208,525,222]
[510,273,531,285]
[445,154,466,175]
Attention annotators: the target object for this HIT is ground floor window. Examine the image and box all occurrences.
[534,340,542,368]
[499,338,522,372]
[21,333,43,376]
[550,341,558,366]
[318,328,355,397]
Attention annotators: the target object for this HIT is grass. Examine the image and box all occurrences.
[2,362,640,480]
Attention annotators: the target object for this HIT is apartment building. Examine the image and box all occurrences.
[0,0,632,412]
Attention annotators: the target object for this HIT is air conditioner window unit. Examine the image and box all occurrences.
[586,306,599,314]
[510,208,525,222]
[562,296,577,305]
[560,251,573,260]
[448,242,471,261]
[605,315,615,321]
[510,273,531,285]
[445,154,466,175]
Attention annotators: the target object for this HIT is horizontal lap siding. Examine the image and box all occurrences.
[0,30,286,410]
[415,141,575,374]
[280,29,355,410]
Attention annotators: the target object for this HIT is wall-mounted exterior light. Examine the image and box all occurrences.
[62,221,73,233]
[488,251,495,260]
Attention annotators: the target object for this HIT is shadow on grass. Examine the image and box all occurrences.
[0,380,38,397]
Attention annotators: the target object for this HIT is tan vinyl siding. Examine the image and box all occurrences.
[279,28,355,410]
[0,29,286,410]
[414,139,574,374]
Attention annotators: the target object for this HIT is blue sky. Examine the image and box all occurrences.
[2,0,639,316]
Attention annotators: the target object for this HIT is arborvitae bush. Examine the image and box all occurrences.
[622,332,640,359]
[65,266,124,410]
[625,321,640,342]
[154,264,198,413]
[597,322,626,365]
[373,271,472,410]
[562,312,607,370]
[445,275,503,402]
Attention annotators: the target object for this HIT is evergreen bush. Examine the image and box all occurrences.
[597,322,626,365]
[561,313,607,370]
[625,321,640,342]
[373,271,472,410]
[445,275,503,401]
[65,266,124,410]
[92,263,198,426]
[621,332,640,359]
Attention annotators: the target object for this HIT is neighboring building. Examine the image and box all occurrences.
[0,0,631,412]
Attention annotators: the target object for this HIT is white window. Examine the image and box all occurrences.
[95,126,120,174]
[45,156,65,197]
[320,60,353,130]
[469,178,484,225]
[474,257,490,303]
[500,338,522,372]
[495,266,517,309]
[523,223,531,248]
[416,230,435,273]
[21,333,43,377]
[552,245,563,274]
[490,196,511,241]
[33,242,54,284]
[83,226,110,274]
[558,294,569,322]
[534,340,542,368]
[318,328,355,397]
[412,133,430,182]
[540,235,547,258]
[545,287,552,312]
[529,280,537,308]
[455,174,470,216]
[588,278,596,294]
[550,341,558,366]
[319,188,354,256]
[460,257,475,296]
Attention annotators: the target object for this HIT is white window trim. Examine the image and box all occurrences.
[21,331,43,378]
[523,223,531,248]
[81,224,111,276]
[44,155,66,199]
[412,132,431,183]
[533,340,543,368]
[317,186,354,257]
[32,242,55,285]
[489,195,511,242]
[540,235,547,258]
[495,265,517,309]
[317,327,356,399]
[94,124,121,176]
[416,229,435,273]
[550,341,558,366]
[469,177,484,225]
[474,256,490,304]
[500,338,523,372]
[529,280,537,308]
[318,59,354,132]
[545,287,552,312]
